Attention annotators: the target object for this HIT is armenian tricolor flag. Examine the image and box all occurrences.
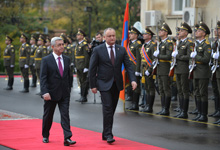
[119,0,129,101]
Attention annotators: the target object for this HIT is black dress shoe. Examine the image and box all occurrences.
[20,89,29,93]
[107,137,115,143]
[64,138,76,146]
[43,137,49,143]
[4,86,13,90]
[213,119,220,124]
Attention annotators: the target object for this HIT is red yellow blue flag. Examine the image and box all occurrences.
[119,0,129,101]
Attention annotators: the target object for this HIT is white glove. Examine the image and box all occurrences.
[83,68,88,73]
[70,63,74,66]
[33,63,35,67]
[74,68,77,73]
[189,65,192,70]
[145,70,150,76]
[172,51,178,57]
[135,72,140,76]
[10,65,14,68]
[190,51,197,58]
[24,64,29,68]
[213,52,219,60]
[153,51,159,57]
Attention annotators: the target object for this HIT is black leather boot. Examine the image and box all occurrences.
[178,99,189,119]
[198,101,208,122]
[160,97,171,116]
[127,92,139,110]
[189,96,198,114]
[143,95,154,113]
[4,77,13,90]
[174,96,183,117]
[30,75,37,87]
[210,96,220,117]
[20,79,29,93]
[156,96,165,115]
[192,100,201,121]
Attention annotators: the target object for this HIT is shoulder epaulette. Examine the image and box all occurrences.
[137,40,141,44]
[11,45,14,47]
[26,44,29,46]
[83,41,87,45]
[167,39,171,43]
[67,47,70,49]
[152,41,155,44]
[43,46,46,48]
[188,39,192,42]
[205,41,210,44]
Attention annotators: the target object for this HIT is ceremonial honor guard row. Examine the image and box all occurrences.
[125,21,220,125]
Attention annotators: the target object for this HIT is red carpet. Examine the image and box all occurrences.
[0,119,167,150]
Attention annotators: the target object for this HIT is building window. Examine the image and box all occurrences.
[172,0,191,15]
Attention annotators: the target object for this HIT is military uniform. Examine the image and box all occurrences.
[3,36,15,90]
[156,23,173,116]
[46,37,53,55]
[34,35,47,84]
[173,22,193,118]
[212,21,220,124]
[75,29,90,102]
[141,28,157,112]
[192,22,211,122]
[19,34,30,92]
[29,34,38,87]
[126,26,142,110]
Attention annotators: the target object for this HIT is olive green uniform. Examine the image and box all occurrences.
[174,38,193,117]
[126,40,142,110]
[19,43,30,91]
[47,46,53,55]
[192,39,211,120]
[75,40,90,99]
[157,38,173,114]
[34,45,47,83]
[29,44,38,87]
[211,40,220,117]
[141,40,156,112]
[3,44,15,88]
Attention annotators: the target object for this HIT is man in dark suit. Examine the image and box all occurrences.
[40,37,76,146]
[89,28,137,143]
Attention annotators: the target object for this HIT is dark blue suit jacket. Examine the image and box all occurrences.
[89,43,136,91]
[40,53,71,101]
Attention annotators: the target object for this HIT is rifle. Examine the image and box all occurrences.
[169,19,178,77]
[152,22,160,75]
[188,26,197,79]
[209,19,214,66]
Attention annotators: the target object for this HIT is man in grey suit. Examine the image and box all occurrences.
[89,28,137,143]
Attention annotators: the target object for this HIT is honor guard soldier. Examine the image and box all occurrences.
[34,34,47,90]
[190,22,211,122]
[3,35,15,90]
[212,21,220,124]
[46,36,53,55]
[189,23,200,115]
[29,34,38,87]
[154,23,173,116]
[75,29,90,102]
[126,26,142,110]
[60,33,74,87]
[67,35,75,87]
[19,33,30,93]
[172,22,193,118]
[141,27,157,112]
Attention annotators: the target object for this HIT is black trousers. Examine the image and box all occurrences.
[42,97,72,139]
[100,82,119,139]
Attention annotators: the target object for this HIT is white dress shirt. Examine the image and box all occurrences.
[105,43,116,59]
[52,52,64,71]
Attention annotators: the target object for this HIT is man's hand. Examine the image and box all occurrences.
[91,88,97,94]
[135,72,140,76]
[10,65,14,68]
[43,93,51,101]
[131,81,137,90]
[190,51,197,58]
